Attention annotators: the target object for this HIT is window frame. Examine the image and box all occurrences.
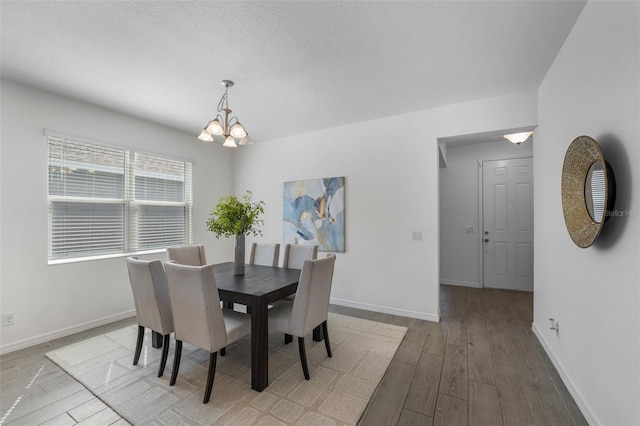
[46,130,193,265]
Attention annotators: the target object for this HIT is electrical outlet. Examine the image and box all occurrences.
[548,318,559,337]
[2,313,15,327]
[411,231,423,241]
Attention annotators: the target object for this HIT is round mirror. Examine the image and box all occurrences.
[584,161,606,223]
[561,136,615,248]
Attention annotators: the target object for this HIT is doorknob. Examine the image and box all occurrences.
[484,238,490,243]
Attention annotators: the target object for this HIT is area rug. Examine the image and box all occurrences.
[46,313,407,425]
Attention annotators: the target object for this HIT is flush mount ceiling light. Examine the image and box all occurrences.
[504,131,533,145]
[197,80,252,147]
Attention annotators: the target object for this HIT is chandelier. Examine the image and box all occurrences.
[197,80,252,147]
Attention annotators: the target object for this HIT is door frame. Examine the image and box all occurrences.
[477,154,533,288]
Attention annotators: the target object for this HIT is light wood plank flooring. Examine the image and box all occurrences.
[0,285,587,425]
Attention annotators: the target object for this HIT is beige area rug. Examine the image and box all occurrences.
[46,313,407,425]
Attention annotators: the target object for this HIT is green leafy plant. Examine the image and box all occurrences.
[206,190,265,238]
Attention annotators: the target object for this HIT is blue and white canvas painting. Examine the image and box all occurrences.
[283,177,345,252]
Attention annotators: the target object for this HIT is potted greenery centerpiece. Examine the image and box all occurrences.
[206,190,265,275]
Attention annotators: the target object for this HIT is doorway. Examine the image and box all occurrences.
[480,157,533,291]
[438,131,534,293]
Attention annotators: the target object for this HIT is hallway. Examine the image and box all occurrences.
[347,285,587,425]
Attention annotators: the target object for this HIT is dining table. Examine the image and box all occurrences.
[213,262,301,391]
[150,261,325,392]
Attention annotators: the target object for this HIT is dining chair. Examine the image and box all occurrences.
[125,256,174,377]
[249,242,280,267]
[164,262,251,403]
[167,243,233,340]
[166,244,207,266]
[282,244,318,269]
[268,254,336,380]
[281,244,319,303]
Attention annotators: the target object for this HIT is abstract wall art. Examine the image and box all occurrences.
[283,176,345,252]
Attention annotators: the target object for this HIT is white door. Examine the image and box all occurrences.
[482,157,533,291]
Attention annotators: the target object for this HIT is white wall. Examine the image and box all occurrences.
[439,139,533,287]
[0,83,538,350]
[0,80,234,353]
[534,2,640,425]
[233,91,537,321]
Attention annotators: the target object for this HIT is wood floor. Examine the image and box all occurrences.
[353,285,587,426]
[0,285,587,425]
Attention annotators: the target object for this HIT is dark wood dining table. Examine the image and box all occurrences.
[152,262,317,392]
[212,262,301,391]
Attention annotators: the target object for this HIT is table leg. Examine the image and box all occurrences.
[152,331,163,348]
[251,296,269,391]
[313,325,324,342]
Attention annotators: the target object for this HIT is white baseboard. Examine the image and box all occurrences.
[330,297,439,322]
[2,300,439,354]
[440,279,481,288]
[0,310,136,355]
[531,323,599,426]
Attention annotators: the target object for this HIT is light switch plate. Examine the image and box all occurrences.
[2,313,15,326]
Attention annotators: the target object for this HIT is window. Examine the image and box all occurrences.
[589,167,606,221]
[47,133,192,262]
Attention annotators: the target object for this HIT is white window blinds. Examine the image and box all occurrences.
[590,169,606,221]
[48,134,192,262]
[130,153,192,250]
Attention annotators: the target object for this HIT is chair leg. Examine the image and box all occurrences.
[285,333,293,344]
[220,347,226,356]
[170,340,183,386]
[203,352,218,404]
[298,337,310,380]
[133,326,144,365]
[158,334,170,377]
[322,321,332,358]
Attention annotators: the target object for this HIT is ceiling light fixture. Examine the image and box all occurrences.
[197,80,252,147]
[504,131,533,145]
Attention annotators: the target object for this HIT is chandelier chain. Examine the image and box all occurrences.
[217,87,229,112]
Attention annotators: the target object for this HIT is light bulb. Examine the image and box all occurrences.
[223,135,237,147]
[504,131,533,144]
[197,128,214,141]
[229,122,247,138]
[206,119,224,135]
[238,134,253,145]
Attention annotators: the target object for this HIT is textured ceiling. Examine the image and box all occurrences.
[1,1,585,143]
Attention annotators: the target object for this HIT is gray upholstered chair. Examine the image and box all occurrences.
[166,244,207,266]
[167,244,233,335]
[268,254,336,380]
[125,256,174,377]
[164,262,251,403]
[281,244,318,303]
[282,244,318,269]
[249,242,280,267]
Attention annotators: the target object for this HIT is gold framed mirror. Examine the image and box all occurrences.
[561,135,615,248]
